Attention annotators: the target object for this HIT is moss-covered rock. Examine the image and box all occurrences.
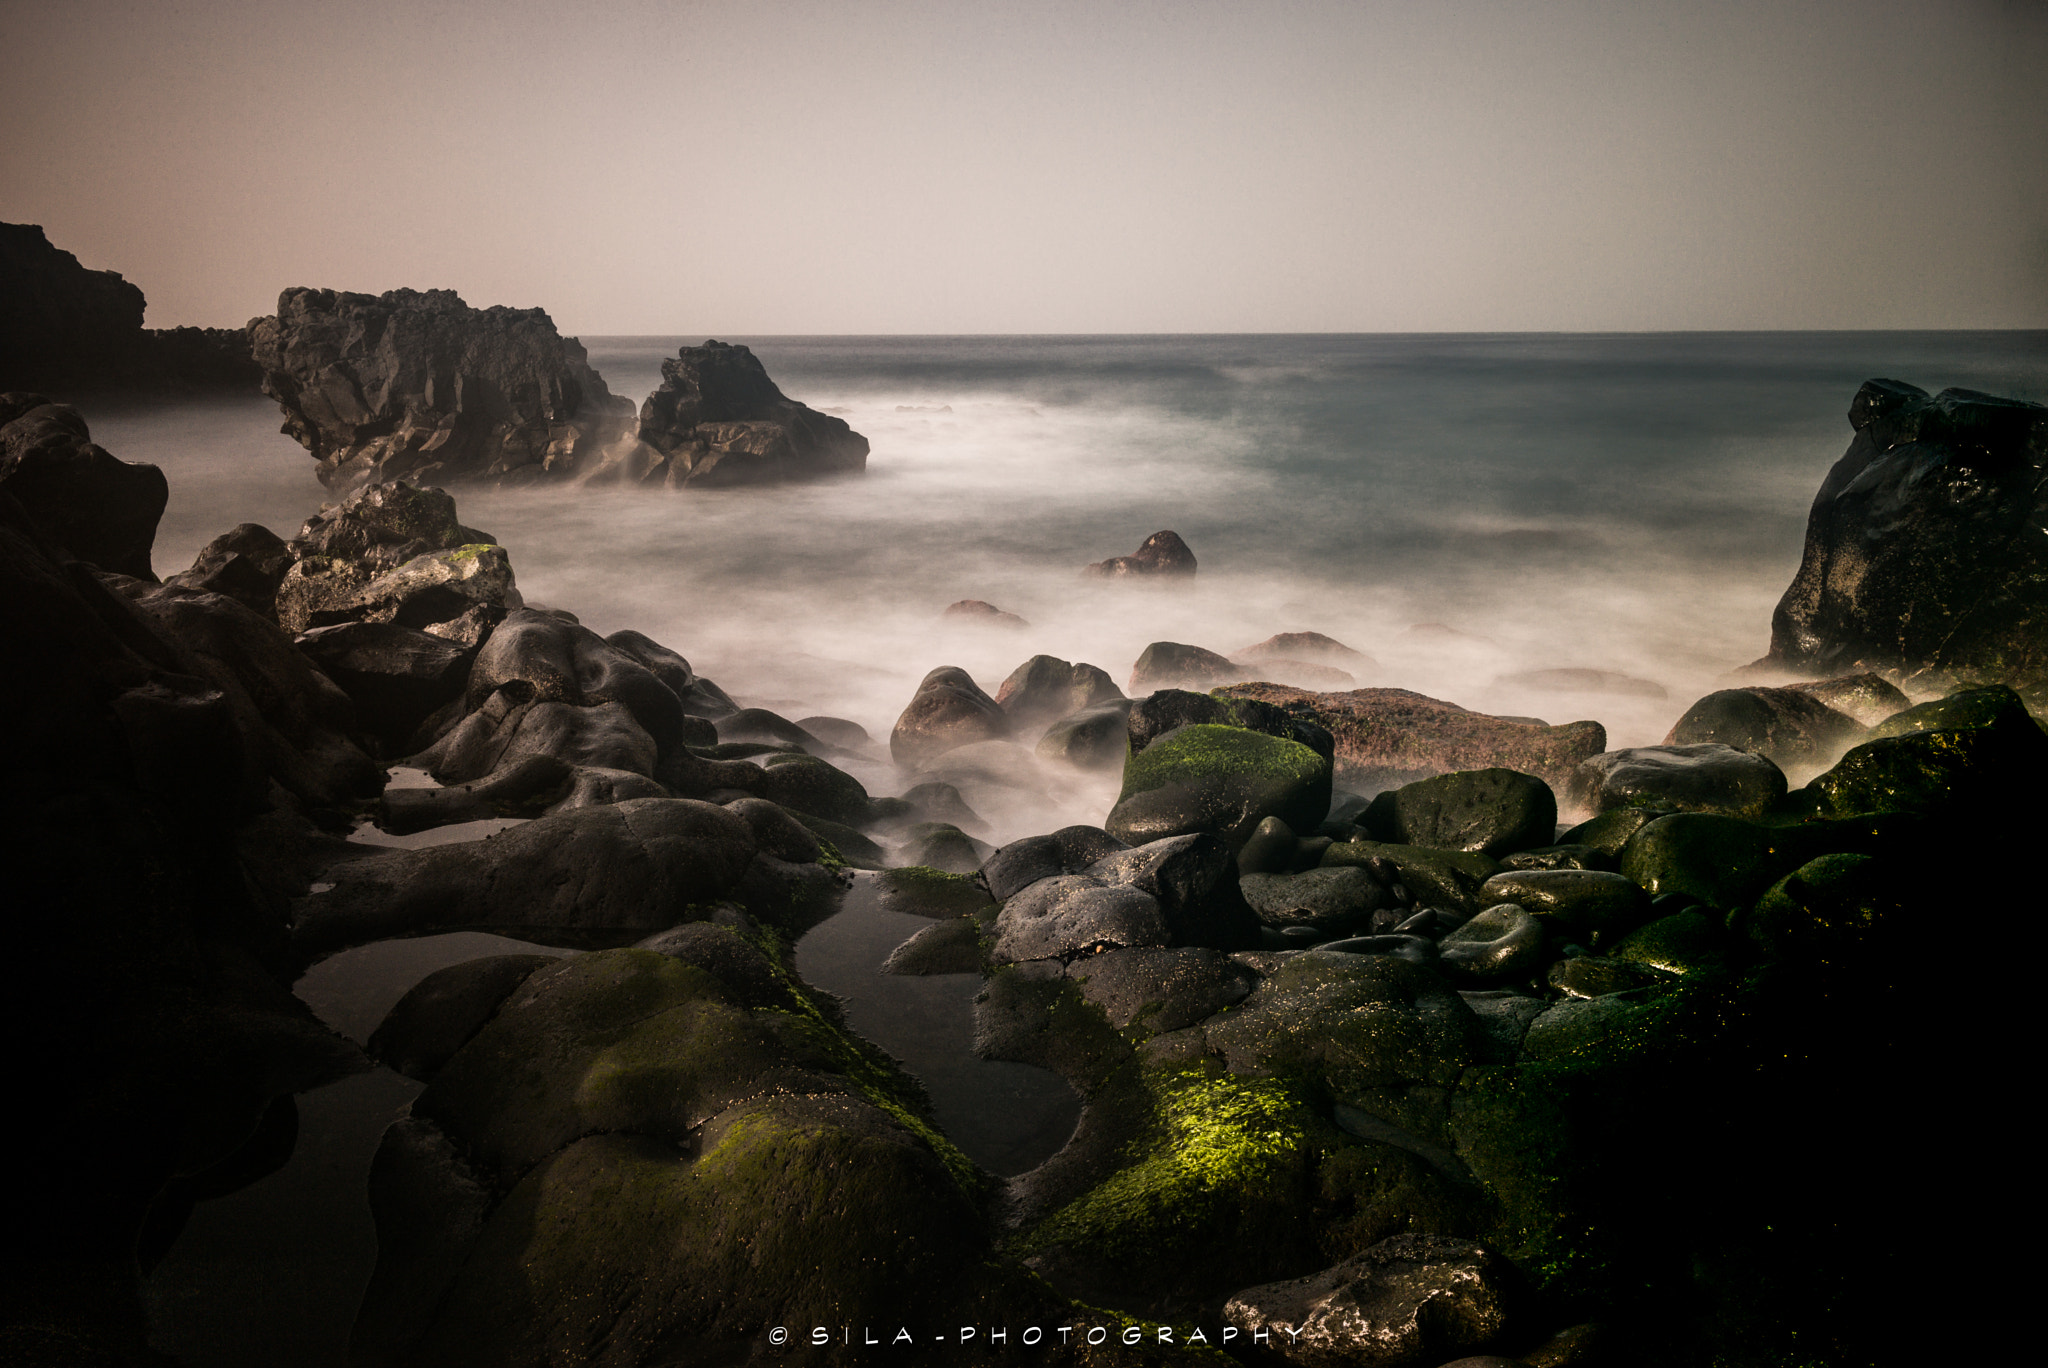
[1867,683,2042,739]
[874,864,998,918]
[1798,710,2048,819]
[1740,853,1893,965]
[1608,908,1730,977]
[1617,813,1809,914]
[1107,723,1332,850]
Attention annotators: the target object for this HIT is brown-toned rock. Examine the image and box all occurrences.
[1129,640,1239,693]
[889,666,1011,767]
[995,654,1123,734]
[1235,630,1373,668]
[1218,683,1606,793]
[941,598,1028,628]
[1084,529,1196,577]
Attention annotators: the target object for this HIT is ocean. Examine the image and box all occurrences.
[106,330,2046,1363]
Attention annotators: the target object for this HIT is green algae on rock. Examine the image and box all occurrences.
[1107,722,1332,850]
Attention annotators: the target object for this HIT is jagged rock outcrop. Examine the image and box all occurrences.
[0,222,259,392]
[1764,379,2048,687]
[249,287,635,490]
[609,339,869,487]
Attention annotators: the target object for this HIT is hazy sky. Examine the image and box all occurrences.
[3,0,2044,333]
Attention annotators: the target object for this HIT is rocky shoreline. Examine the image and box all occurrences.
[2,373,2042,1367]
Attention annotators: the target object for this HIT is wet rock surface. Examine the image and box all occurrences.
[1766,378,2048,686]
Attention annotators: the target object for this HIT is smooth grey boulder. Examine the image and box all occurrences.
[1479,869,1648,948]
[1085,831,1263,951]
[980,826,1131,901]
[1085,529,1197,578]
[1035,699,1134,771]
[1666,686,1863,770]
[1240,866,1388,934]
[1438,905,1549,985]
[893,821,993,875]
[1127,640,1237,693]
[604,628,736,719]
[989,875,1169,964]
[1569,743,1788,819]
[1065,946,1256,1033]
[1785,672,1910,728]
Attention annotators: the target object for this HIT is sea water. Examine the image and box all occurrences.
[112,331,2045,1364]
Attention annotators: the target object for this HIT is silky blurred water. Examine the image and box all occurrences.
[96,331,2048,836]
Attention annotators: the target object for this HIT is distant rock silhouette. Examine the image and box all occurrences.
[0,222,258,393]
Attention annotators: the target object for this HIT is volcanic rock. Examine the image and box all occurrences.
[890,666,1011,766]
[1129,640,1240,693]
[1084,529,1197,577]
[1765,379,2048,685]
[995,654,1124,735]
[1219,683,1606,793]
[166,523,294,617]
[0,222,260,392]
[250,287,635,489]
[0,398,167,578]
[628,340,868,486]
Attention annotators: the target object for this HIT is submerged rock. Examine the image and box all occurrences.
[251,286,635,490]
[1084,528,1197,578]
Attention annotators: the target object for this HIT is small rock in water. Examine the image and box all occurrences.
[941,598,1028,628]
[1083,528,1196,578]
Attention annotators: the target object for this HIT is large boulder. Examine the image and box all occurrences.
[994,654,1124,735]
[249,287,635,490]
[0,398,167,579]
[1219,683,1606,793]
[889,666,1011,766]
[1666,686,1864,771]
[1107,722,1332,850]
[626,340,868,487]
[1764,379,2048,686]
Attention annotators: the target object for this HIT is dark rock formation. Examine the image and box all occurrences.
[1664,686,1863,771]
[1765,379,2048,686]
[0,222,259,393]
[250,287,634,490]
[1085,529,1197,577]
[0,395,167,579]
[623,340,868,487]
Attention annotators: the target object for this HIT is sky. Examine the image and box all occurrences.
[3,0,2045,334]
